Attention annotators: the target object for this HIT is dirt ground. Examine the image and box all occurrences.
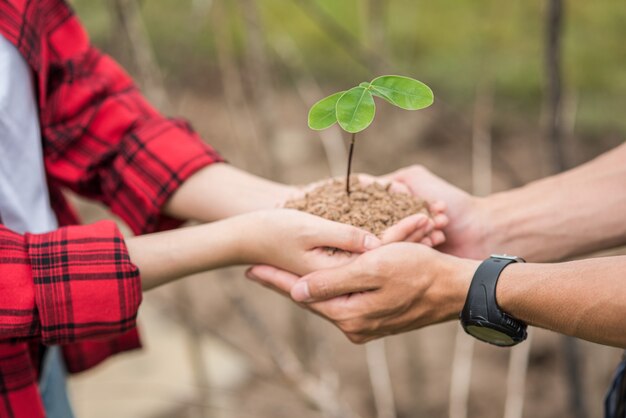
[67,90,625,418]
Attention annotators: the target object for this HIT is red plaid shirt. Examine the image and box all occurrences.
[0,0,223,416]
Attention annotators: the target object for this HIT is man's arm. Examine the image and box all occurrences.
[483,142,626,261]
[496,255,626,347]
[388,142,626,261]
[248,243,626,348]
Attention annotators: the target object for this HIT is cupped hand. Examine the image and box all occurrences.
[381,165,490,259]
[239,209,382,277]
[247,243,478,343]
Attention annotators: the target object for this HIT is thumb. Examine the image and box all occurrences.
[291,262,376,302]
[310,219,381,253]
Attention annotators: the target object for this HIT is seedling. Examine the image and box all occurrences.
[308,75,434,195]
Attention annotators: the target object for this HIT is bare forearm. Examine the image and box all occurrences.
[495,256,626,347]
[126,218,247,290]
[163,163,296,222]
[483,143,626,261]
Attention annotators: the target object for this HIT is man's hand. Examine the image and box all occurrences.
[382,165,490,258]
[247,243,478,343]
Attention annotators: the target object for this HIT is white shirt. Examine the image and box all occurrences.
[0,33,57,234]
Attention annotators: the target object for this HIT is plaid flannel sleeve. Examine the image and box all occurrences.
[0,220,141,345]
[41,15,224,235]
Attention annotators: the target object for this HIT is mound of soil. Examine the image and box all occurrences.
[285,178,429,237]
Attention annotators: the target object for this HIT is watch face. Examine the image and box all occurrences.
[465,325,515,346]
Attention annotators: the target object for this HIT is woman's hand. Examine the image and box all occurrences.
[131,208,391,291]
[236,209,385,276]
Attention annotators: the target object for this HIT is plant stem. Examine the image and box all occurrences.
[346,132,356,196]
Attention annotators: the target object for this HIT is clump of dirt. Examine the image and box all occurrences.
[285,178,429,237]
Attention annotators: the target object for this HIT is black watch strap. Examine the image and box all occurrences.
[461,255,528,346]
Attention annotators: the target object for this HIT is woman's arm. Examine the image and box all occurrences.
[0,221,141,345]
[0,210,381,343]
[162,163,295,222]
[128,209,382,291]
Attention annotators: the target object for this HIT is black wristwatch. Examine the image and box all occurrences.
[460,254,528,347]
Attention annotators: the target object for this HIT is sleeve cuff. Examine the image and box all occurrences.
[26,221,142,345]
[108,118,225,235]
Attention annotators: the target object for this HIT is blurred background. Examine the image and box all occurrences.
[65,0,626,417]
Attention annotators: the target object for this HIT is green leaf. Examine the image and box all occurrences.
[308,91,345,130]
[370,75,434,110]
[336,87,376,133]
[370,88,393,103]
[359,82,371,89]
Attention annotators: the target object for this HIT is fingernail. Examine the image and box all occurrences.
[364,234,382,250]
[292,282,311,302]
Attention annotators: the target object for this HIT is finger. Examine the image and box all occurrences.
[381,213,428,244]
[429,200,447,214]
[246,265,300,296]
[433,213,449,229]
[420,236,433,247]
[307,293,393,343]
[304,247,360,271]
[355,173,377,186]
[376,172,396,184]
[429,230,447,247]
[388,181,411,195]
[311,219,381,253]
[291,264,377,302]
[403,228,429,244]
[356,174,410,195]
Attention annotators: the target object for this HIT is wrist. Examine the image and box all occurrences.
[493,262,529,321]
[439,255,480,321]
[226,210,289,267]
[223,212,265,265]
[481,186,561,262]
[479,191,521,255]
[448,195,494,259]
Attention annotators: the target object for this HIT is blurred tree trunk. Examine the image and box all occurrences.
[545,0,565,173]
[210,0,273,176]
[504,331,533,418]
[107,0,170,110]
[366,341,397,418]
[237,0,280,180]
[545,2,587,418]
[449,83,493,418]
